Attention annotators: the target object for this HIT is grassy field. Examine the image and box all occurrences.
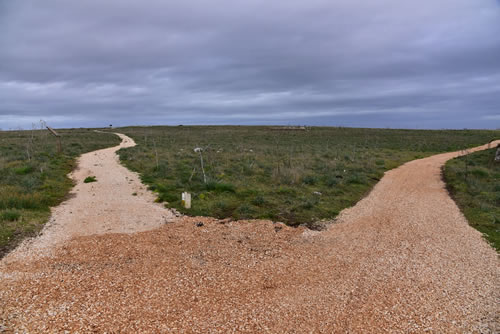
[117,126,499,228]
[443,146,500,251]
[0,128,120,257]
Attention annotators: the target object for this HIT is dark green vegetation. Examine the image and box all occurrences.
[84,176,97,183]
[444,146,500,251]
[117,126,499,228]
[0,128,121,256]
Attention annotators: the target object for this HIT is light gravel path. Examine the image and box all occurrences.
[1,133,176,263]
[0,136,498,333]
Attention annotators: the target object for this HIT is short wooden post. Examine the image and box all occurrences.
[46,126,62,153]
[182,192,191,209]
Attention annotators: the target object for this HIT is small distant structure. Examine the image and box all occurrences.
[109,124,113,129]
[46,126,62,153]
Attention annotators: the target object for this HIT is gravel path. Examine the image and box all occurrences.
[1,133,176,263]
[0,136,498,333]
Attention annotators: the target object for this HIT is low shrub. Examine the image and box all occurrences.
[206,182,236,193]
[470,168,489,178]
[302,175,318,185]
[84,176,97,183]
[251,195,267,206]
[1,210,21,222]
[347,174,366,184]
[14,165,34,175]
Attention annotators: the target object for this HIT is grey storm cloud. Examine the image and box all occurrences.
[0,0,499,129]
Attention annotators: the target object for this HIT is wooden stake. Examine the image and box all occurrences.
[46,126,62,153]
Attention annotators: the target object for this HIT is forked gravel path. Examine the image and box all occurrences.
[0,135,498,333]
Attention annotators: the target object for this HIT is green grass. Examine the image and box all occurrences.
[116,126,499,228]
[0,210,21,222]
[0,128,121,257]
[84,176,97,183]
[443,146,500,251]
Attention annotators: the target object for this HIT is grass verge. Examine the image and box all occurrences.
[443,146,500,251]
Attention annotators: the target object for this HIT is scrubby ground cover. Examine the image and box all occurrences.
[444,146,500,251]
[0,128,120,256]
[117,126,499,227]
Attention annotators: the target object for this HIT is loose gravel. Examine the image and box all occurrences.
[0,136,498,333]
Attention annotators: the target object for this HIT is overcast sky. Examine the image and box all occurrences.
[1,0,499,129]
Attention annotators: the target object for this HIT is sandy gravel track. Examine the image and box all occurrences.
[0,137,498,333]
[1,133,176,263]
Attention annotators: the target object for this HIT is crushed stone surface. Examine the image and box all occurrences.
[0,137,498,333]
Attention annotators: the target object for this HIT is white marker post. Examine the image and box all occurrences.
[182,192,191,209]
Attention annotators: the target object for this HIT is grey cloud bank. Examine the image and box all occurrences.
[1,0,499,129]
